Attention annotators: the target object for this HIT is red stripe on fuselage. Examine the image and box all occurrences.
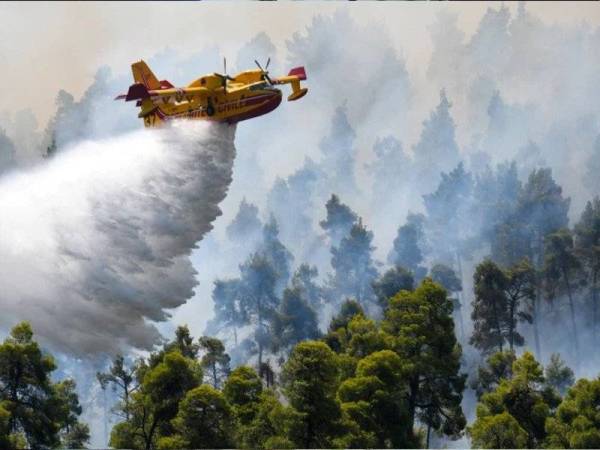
[151,92,281,124]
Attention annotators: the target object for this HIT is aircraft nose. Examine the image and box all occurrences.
[269,90,282,107]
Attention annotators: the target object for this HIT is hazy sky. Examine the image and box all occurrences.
[1,1,599,127]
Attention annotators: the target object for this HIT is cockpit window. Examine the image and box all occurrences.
[249,82,268,91]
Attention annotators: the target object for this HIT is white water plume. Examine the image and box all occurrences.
[0,120,236,356]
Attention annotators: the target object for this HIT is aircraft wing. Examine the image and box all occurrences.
[115,83,209,102]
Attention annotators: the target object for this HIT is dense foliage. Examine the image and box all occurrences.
[0,323,90,449]
[93,276,466,449]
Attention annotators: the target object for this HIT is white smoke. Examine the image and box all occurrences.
[0,121,236,356]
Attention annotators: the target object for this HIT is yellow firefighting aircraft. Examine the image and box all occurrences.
[115,58,307,127]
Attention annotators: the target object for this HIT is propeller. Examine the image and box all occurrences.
[218,57,235,92]
[255,58,273,84]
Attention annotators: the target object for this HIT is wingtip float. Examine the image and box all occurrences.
[116,59,308,127]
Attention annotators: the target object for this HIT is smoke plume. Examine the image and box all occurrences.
[0,121,236,356]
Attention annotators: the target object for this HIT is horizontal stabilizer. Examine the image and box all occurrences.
[159,79,174,89]
[115,83,151,102]
[288,66,307,80]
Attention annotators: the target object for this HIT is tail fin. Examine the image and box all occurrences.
[131,60,161,90]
